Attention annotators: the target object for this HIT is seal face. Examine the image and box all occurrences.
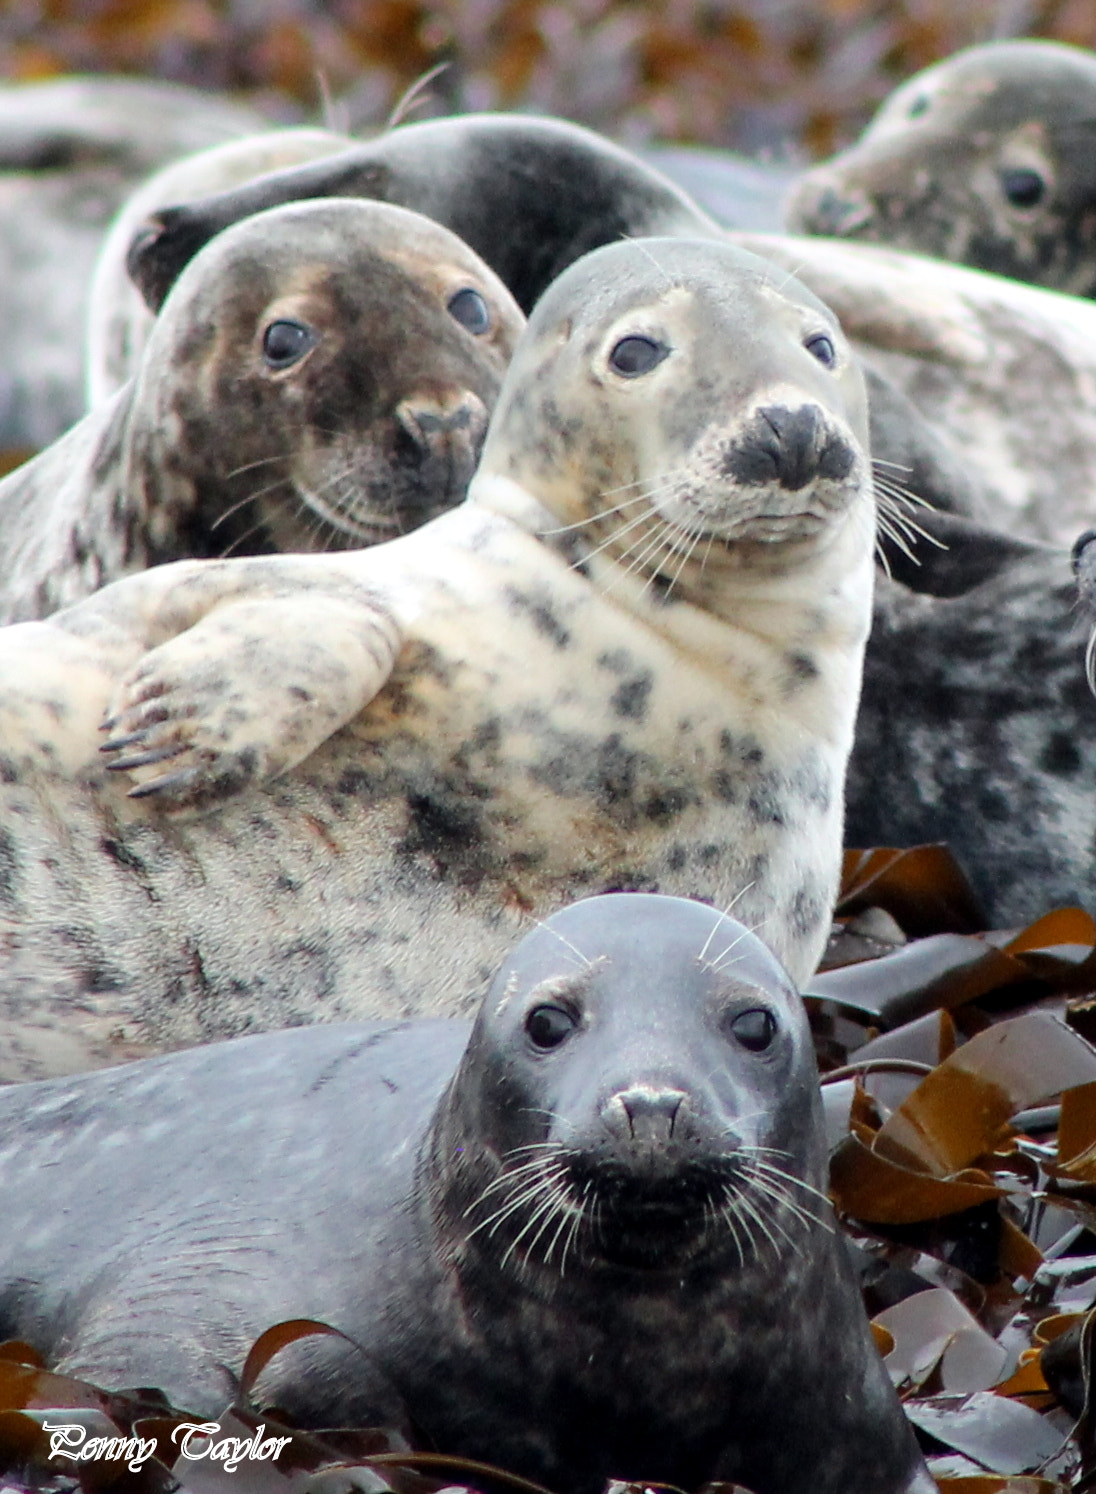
[0,237,875,1078]
[0,893,930,1494]
[0,196,524,621]
[787,39,1096,297]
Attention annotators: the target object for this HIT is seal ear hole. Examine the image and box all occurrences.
[999,168,1046,209]
[805,333,836,368]
[525,1003,578,1051]
[728,1007,778,1053]
[608,336,669,378]
[448,287,491,334]
[261,319,317,370]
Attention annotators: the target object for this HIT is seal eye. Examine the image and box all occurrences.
[1000,168,1046,209]
[609,336,668,378]
[907,93,930,119]
[448,287,491,334]
[262,319,316,370]
[805,333,836,368]
[730,1008,777,1053]
[525,1004,577,1050]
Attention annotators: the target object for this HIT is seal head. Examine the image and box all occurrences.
[787,39,1096,296]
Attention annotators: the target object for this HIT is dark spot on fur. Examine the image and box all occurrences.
[0,757,16,785]
[0,828,16,905]
[611,673,652,721]
[785,652,820,689]
[596,735,637,808]
[644,787,690,823]
[403,792,485,875]
[979,786,1011,823]
[505,586,571,648]
[791,884,825,937]
[1039,731,1083,777]
[666,845,687,871]
[712,770,739,804]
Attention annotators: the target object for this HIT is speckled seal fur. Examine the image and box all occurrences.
[0,238,875,1080]
[787,40,1096,298]
[849,509,1096,926]
[0,195,523,623]
[0,893,932,1494]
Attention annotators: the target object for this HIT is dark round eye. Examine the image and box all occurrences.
[907,93,930,119]
[1000,168,1046,209]
[262,319,316,369]
[805,333,836,368]
[609,336,668,378]
[525,1004,577,1050]
[448,287,491,334]
[729,1008,777,1053]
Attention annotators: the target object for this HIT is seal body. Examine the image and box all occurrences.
[0,894,930,1494]
[0,196,523,622]
[0,238,875,1078]
[127,111,723,316]
[847,511,1096,926]
[787,40,1096,298]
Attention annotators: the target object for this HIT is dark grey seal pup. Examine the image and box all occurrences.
[0,893,932,1494]
[0,195,523,622]
[786,39,1096,297]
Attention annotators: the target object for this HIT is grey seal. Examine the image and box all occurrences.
[848,508,1096,927]
[124,111,725,317]
[0,892,932,1494]
[0,195,523,622]
[0,236,875,1079]
[786,39,1096,298]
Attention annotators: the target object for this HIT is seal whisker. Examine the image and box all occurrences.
[570,501,667,572]
[746,1158,836,1216]
[539,491,652,536]
[527,916,593,970]
[473,1173,567,1242]
[222,451,293,482]
[500,1177,572,1269]
[696,885,757,964]
[740,1168,828,1237]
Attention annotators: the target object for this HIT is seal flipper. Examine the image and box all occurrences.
[99,583,402,811]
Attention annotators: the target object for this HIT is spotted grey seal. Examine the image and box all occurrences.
[786,39,1096,298]
[848,508,1096,926]
[0,195,523,623]
[0,893,932,1494]
[0,236,875,1079]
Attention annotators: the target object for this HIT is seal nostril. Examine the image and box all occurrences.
[756,404,822,492]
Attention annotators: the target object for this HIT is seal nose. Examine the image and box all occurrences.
[602,1085,688,1146]
[758,404,824,491]
[396,392,489,458]
[787,178,874,236]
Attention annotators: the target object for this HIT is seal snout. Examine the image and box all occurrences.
[396,391,489,479]
[724,402,855,493]
[602,1084,688,1147]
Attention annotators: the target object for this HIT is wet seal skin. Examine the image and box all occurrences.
[0,237,876,1079]
[0,196,523,623]
[787,39,1096,298]
[0,893,933,1494]
[849,508,1096,927]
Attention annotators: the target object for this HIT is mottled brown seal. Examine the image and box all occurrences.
[0,893,932,1494]
[0,195,523,622]
[0,237,875,1080]
[786,39,1096,297]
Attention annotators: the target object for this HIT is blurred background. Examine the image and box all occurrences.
[3,0,1096,162]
